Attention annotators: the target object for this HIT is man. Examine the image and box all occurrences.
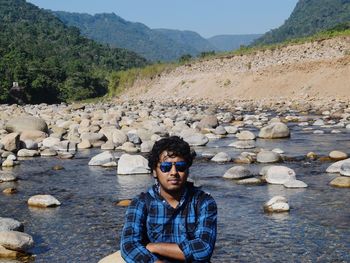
[121,136,217,262]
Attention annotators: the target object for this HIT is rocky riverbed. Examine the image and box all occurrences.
[0,99,349,262]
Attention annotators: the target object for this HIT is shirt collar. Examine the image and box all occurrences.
[150,182,194,209]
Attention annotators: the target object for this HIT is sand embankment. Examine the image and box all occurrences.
[120,36,350,103]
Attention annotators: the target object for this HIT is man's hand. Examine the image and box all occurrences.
[146,242,186,261]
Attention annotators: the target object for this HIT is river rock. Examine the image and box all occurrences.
[236,177,264,185]
[0,231,34,251]
[6,116,48,133]
[2,159,14,168]
[313,119,325,126]
[127,132,141,144]
[326,158,350,173]
[0,173,17,182]
[0,218,23,232]
[263,196,290,213]
[258,122,290,139]
[1,133,20,152]
[339,162,350,176]
[329,151,348,160]
[53,141,77,153]
[3,188,18,195]
[20,130,47,142]
[98,250,125,263]
[283,180,308,188]
[21,139,38,150]
[213,126,227,136]
[0,244,22,258]
[101,141,115,150]
[223,166,251,179]
[329,176,350,188]
[140,141,154,153]
[182,133,209,146]
[229,140,255,149]
[17,149,39,158]
[42,137,61,148]
[257,150,280,163]
[81,132,106,144]
[211,152,231,163]
[236,130,256,140]
[27,195,61,208]
[118,142,139,153]
[117,154,150,175]
[40,148,57,157]
[88,151,116,166]
[224,126,238,134]
[197,115,218,129]
[78,139,92,149]
[263,166,296,184]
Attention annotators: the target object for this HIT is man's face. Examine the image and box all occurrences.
[154,151,189,195]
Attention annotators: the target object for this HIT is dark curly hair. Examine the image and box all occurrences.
[148,136,195,173]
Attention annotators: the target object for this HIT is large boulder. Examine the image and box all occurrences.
[88,151,116,166]
[223,166,251,179]
[5,116,48,133]
[263,166,296,184]
[229,140,255,149]
[20,130,47,142]
[27,195,61,208]
[211,152,231,163]
[236,130,256,140]
[182,132,209,146]
[257,150,280,163]
[0,218,23,232]
[329,176,350,188]
[326,158,350,173]
[0,231,34,251]
[1,133,20,152]
[258,122,290,139]
[197,115,218,129]
[117,154,150,175]
[17,149,40,158]
[263,196,290,213]
[283,180,308,188]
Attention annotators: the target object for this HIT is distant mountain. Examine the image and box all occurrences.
[207,34,262,51]
[154,29,216,53]
[53,12,215,61]
[254,0,350,45]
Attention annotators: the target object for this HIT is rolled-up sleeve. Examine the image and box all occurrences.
[120,196,159,263]
[179,195,217,262]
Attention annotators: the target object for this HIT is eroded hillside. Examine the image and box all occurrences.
[121,36,350,103]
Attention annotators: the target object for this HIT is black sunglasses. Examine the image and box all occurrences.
[159,161,188,173]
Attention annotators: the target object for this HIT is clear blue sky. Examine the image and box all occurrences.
[27,0,298,38]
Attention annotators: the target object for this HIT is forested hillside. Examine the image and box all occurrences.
[254,0,350,45]
[53,11,211,61]
[0,0,147,104]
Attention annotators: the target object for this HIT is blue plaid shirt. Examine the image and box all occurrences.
[120,182,217,262]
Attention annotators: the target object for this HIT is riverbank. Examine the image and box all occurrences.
[118,36,350,103]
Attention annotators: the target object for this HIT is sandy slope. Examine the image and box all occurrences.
[120,36,350,103]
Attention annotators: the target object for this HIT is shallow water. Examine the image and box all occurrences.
[1,125,350,262]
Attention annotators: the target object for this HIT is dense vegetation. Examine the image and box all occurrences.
[53,12,217,62]
[53,12,260,61]
[254,0,350,45]
[0,0,147,104]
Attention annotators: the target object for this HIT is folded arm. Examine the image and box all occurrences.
[179,195,217,262]
[120,197,159,263]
